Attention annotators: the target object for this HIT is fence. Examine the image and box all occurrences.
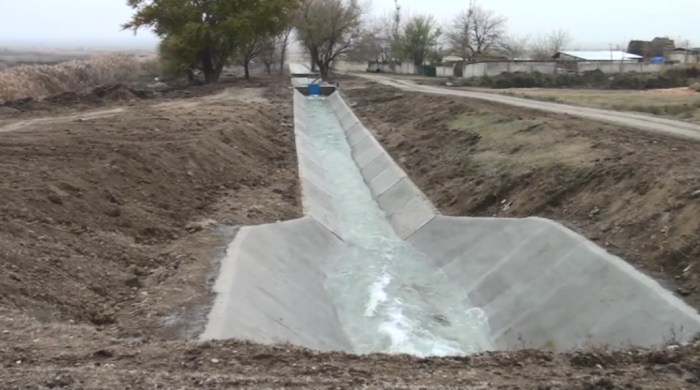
[363,60,675,78]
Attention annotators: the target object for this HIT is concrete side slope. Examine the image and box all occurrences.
[200,218,352,351]
[329,91,700,350]
[294,91,341,236]
[200,92,353,351]
[326,93,438,239]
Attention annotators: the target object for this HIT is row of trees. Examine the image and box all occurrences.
[352,0,573,68]
[124,0,298,82]
[296,0,575,77]
[124,0,574,83]
[125,0,365,82]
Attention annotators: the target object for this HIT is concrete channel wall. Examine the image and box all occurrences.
[200,217,351,351]
[200,92,353,351]
[203,87,700,353]
[293,92,341,236]
[326,93,438,240]
[328,91,700,350]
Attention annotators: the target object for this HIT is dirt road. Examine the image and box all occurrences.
[354,73,700,140]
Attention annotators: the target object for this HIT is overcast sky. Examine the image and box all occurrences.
[0,0,698,50]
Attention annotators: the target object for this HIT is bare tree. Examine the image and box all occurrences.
[261,37,279,75]
[238,34,267,79]
[389,0,402,60]
[531,29,572,60]
[445,6,474,61]
[469,4,507,55]
[497,34,530,60]
[295,0,364,80]
[278,26,293,75]
[445,1,506,60]
[348,17,393,63]
[548,29,572,55]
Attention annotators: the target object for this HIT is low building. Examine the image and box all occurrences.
[442,55,464,63]
[554,51,643,62]
[668,48,700,64]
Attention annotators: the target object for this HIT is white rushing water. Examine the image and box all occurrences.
[306,97,494,357]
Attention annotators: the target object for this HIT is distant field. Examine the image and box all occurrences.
[496,87,700,124]
[0,50,88,64]
[0,46,155,71]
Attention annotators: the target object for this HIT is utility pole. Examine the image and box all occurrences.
[685,40,690,64]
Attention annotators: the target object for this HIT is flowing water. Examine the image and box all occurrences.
[306,97,494,356]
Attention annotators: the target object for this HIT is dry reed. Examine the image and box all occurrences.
[0,54,140,104]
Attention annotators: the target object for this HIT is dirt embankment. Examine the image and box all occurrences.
[0,79,300,339]
[344,84,700,308]
[2,304,700,389]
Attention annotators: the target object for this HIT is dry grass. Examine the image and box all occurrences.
[496,87,700,124]
[0,54,140,104]
[448,112,598,176]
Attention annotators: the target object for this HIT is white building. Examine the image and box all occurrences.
[554,51,643,62]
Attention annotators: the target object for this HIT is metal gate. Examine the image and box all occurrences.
[419,65,437,77]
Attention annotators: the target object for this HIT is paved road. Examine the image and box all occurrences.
[354,73,700,141]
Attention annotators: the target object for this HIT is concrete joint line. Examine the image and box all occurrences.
[462,224,550,297]
[489,246,586,340]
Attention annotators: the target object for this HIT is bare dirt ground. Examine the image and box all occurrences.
[2,75,700,389]
[343,80,700,310]
[2,305,700,389]
[0,77,301,340]
[2,297,700,389]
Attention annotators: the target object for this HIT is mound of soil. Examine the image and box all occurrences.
[0,83,299,338]
[0,84,156,114]
[345,85,700,309]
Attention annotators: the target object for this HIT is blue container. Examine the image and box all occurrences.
[309,83,321,96]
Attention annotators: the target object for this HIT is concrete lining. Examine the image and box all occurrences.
[325,91,700,349]
[203,84,700,354]
[201,218,352,351]
[407,216,700,350]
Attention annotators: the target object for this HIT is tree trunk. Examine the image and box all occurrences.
[200,48,222,84]
[214,63,225,81]
[187,69,195,83]
[414,59,423,75]
[319,62,329,81]
[243,60,251,80]
[279,33,290,75]
[265,63,272,75]
[310,59,316,72]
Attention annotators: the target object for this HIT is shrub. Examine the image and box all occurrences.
[0,55,140,104]
[458,66,700,91]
